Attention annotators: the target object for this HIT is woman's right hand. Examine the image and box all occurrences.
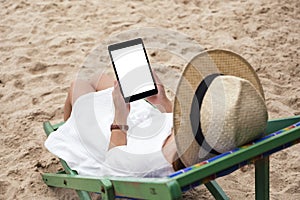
[146,70,172,113]
[112,81,130,125]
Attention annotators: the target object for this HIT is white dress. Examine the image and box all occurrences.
[45,87,174,177]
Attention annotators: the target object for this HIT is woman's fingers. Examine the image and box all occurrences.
[113,81,122,97]
[152,70,162,85]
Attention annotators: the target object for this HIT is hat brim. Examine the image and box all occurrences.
[173,49,264,167]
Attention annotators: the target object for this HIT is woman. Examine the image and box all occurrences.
[45,49,268,179]
[45,71,182,177]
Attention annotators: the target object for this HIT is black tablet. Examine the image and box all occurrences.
[108,38,158,103]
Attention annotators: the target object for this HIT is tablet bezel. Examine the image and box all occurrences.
[108,38,158,103]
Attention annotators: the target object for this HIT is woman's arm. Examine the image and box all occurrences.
[109,81,130,150]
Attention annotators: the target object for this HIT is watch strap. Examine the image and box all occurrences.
[110,124,129,132]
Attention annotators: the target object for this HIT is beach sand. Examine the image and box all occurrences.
[0,0,299,199]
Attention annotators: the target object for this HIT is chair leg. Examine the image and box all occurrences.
[205,180,229,200]
[77,190,93,200]
[255,156,270,200]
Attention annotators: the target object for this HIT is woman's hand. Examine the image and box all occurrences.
[108,81,130,150]
[146,71,172,113]
[112,81,130,125]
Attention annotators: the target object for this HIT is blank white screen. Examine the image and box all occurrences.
[111,44,155,98]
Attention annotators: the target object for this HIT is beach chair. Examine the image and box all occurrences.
[42,115,300,200]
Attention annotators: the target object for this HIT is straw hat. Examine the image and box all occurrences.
[174,49,268,167]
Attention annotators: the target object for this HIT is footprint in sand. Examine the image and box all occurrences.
[28,75,45,86]
[58,50,75,57]
[3,91,23,102]
[47,72,65,83]
[16,56,31,65]
[0,180,10,196]
[32,97,38,105]
[28,62,48,75]
[0,79,4,88]
[13,79,25,90]
[23,110,54,122]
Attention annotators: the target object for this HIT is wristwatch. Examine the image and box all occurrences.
[110,124,129,132]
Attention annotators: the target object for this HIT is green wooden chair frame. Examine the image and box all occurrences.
[42,115,300,200]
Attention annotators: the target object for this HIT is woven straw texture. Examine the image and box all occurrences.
[174,49,267,167]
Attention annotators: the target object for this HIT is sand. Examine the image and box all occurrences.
[0,0,299,199]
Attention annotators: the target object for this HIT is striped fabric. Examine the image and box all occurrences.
[168,121,300,183]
